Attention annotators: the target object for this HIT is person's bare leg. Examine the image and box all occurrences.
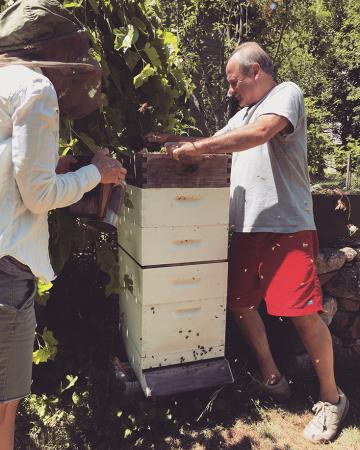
[291,313,339,403]
[0,399,20,450]
[232,307,281,384]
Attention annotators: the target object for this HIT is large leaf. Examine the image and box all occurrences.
[143,43,162,68]
[133,64,156,89]
[125,50,141,72]
[130,16,148,35]
[114,25,139,53]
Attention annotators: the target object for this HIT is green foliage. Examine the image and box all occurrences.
[36,279,53,306]
[304,97,335,177]
[33,328,58,365]
[61,0,192,151]
[331,138,360,190]
[160,0,359,179]
[60,375,79,393]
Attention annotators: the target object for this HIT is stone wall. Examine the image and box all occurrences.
[319,245,360,359]
[287,244,360,374]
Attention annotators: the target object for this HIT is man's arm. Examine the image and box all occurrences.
[144,132,206,144]
[167,114,289,160]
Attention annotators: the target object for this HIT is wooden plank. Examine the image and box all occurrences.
[122,153,231,188]
[143,358,234,397]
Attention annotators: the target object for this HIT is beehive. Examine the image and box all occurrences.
[118,153,233,396]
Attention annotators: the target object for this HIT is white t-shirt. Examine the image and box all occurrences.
[217,81,316,233]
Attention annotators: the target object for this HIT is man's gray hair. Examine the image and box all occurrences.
[231,42,274,77]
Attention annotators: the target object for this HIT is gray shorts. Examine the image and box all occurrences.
[0,271,37,403]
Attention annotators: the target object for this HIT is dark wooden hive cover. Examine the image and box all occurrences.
[121,152,231,188]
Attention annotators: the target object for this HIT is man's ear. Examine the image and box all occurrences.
[252,63,261,79]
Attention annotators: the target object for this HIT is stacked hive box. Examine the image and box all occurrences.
[118,153,233,396]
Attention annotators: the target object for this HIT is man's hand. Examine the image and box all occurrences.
[56,155,77,174]
[91,148,127,185]
[165,142,203,161]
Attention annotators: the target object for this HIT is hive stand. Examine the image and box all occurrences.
[118,153,234,397]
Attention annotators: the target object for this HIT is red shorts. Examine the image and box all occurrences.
[227,231,323,317]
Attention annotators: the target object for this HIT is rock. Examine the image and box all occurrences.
[320,296,337,326]
[325,262,360,301]
[330,311,353,337]
[337,297,360,312]
[341,247,358,262]
[350,316,360,339]
[332,335,360,364]
[354,248,360,262]
[316,247,357,275]
[318,271,338,286]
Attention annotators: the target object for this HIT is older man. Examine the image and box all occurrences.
[0,1,126,448]
[147,42,348,443]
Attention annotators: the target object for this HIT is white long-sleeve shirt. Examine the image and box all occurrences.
[0,65,101,282]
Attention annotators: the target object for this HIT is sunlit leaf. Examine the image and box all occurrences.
[36,279,53,306]
[133,64,156,89]
[61,375,79,393]
[33,328,58,365]
[63,0,83,8]
[114,25,139,53]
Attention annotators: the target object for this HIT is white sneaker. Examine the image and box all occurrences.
[303,387,349,443]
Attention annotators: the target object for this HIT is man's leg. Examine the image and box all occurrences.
[232,306,281,384]
[0,399,20,450]
[291,313,338,403]
[228,233,283,386]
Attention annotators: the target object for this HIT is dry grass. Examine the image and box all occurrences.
[159,368,360,450]
[186,407,360,450]
[162,405,360,450]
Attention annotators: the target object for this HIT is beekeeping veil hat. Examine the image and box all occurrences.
[0,0,85,52]
[0,0,102,119]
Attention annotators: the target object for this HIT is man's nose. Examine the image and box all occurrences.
[227,86,233,97]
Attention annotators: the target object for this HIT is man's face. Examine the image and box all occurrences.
[226,58,257,107]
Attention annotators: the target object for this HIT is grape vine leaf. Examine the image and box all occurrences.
[133,64,156,88]
[114,25,139,53]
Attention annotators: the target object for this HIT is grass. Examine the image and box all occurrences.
[146,361,360,450]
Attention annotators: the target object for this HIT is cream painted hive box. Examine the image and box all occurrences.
[118,153,234,396]
[118,185,229,265]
